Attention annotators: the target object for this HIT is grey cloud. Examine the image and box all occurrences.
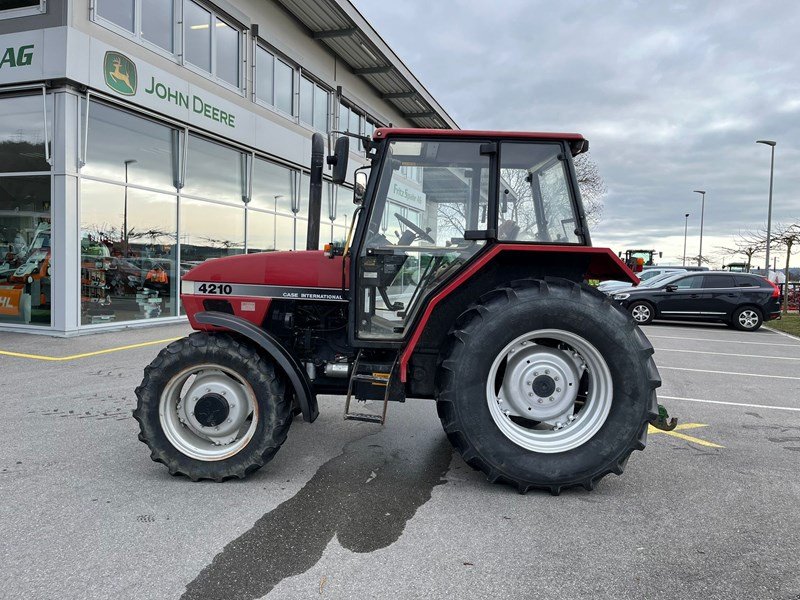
[354,0,800,263]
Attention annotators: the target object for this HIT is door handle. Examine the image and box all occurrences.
[690,294,700,298]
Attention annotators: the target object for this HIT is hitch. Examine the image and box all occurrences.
[650,404,678,432]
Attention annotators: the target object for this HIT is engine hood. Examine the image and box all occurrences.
[183,250,348,289]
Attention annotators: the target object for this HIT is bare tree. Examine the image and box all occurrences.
[574,153,606,228]
[772,223,800,312]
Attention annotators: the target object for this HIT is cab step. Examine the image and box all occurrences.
[343,351,397,425]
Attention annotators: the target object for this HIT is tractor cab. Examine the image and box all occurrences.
[347,129,590,342]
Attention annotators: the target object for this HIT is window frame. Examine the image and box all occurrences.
[298,71,330,133]
[92,0,180,61]
[254,42,297,119]
[0,0,45,21]
[182,0,245,94]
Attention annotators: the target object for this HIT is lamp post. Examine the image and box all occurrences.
[123,159,137,256]
[693,190,706,266]
[682,213,690,266]
[756,140,776,276]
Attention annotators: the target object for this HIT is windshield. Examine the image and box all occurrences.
[640,271,683,288]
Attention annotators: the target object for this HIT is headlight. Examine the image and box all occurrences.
[613,293,631,300]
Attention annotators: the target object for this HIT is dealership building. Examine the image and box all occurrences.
[0,0,455,334]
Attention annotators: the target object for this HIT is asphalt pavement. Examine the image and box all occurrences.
[1,321,799,600]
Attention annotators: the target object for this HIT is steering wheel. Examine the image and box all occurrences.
[395,213,435,244]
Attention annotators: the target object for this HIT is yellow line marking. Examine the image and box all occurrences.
[648,422,724,448]
[0,337,182,362]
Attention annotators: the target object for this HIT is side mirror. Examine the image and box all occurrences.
[665,284,678,292]
[353,170,368,205]
[329,136,350,184]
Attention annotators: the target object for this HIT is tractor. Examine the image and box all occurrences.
[622,249,661,273]
[134,128,671,494]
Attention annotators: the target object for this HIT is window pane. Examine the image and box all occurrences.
[83,101,178,191]
[274,59,293,114]
[80,180,178,324]
[703,274,735,288]
[247,210,275,253]
[184,135,246,203]
[499,143,580,243]
[1,0,40,9]
[299,76,313,125]
[184,1,211,72]
[141,0,174,52]
[314,85,328,131]
[275,215,295,250]
[251,158,293,213]
[338,103,348,132]
[255,47,274,105]
[0,95,52,173]
[180,197,244,261]
[0,175,51,326]
[215,17,240,86]
[97,0,134,32]
[294,217,307,251]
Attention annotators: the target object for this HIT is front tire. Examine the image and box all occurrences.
[436,279,660,494]
[732,306,763,331]
[133,332,292,481]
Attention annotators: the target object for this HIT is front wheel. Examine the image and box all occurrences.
[134,332,292,481]
[732,306,763,331]
[436,279,660,494]
[629,300,655,325]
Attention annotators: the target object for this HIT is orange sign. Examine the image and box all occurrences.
[0,284,23,316]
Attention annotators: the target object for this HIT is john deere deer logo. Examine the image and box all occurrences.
[104,51,137,96]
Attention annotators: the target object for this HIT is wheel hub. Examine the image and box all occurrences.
[500,343,582,422]
[193,393,230,427]
[531,375,556,398]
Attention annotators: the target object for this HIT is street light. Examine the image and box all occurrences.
[123,159,137,256]
[693,190,706,266]
[682,213,690,266]
[756,140,776,276]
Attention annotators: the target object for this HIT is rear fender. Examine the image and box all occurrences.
[400,245,636,385]
[194,311,318,423]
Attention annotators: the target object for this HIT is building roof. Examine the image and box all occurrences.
[273,0,458,130]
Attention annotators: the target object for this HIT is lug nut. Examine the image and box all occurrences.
[537,399,543,404]
[556,388,561,393]
[545,369,550,375]
[554,376,559,381]
[528,392,533,397]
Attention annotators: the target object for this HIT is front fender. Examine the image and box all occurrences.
[194,311,318,423]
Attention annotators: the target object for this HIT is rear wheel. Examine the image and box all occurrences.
[134,332,292,481]
[629,300,655,325]
[732,306,763,331]
[436,279,660,494]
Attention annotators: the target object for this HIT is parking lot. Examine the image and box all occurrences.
[1,321,799,600]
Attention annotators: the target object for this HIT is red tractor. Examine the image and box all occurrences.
[135,129,671,494]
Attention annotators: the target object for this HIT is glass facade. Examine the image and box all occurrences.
[0,94,52,327]
[73,99,353,327]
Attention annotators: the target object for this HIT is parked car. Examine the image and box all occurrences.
[611,271,782,331]
[598,267,686,294]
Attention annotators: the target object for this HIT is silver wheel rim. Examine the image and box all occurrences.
[738,310,759,329]
[159,364,258,461]
[631,304,651,323]
[486,329,613,454]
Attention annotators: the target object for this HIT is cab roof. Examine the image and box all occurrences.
[374,128,589,155]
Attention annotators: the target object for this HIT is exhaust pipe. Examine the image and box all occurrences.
[306,133,325,250]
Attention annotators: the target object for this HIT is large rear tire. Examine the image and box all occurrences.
[133,332,292,481]
[436,278,660,494]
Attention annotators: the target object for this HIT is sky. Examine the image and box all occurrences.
[352,0,800,269]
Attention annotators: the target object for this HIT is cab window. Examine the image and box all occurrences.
[498,142,580,243]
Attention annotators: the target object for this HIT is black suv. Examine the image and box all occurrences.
[611,271,782,331]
